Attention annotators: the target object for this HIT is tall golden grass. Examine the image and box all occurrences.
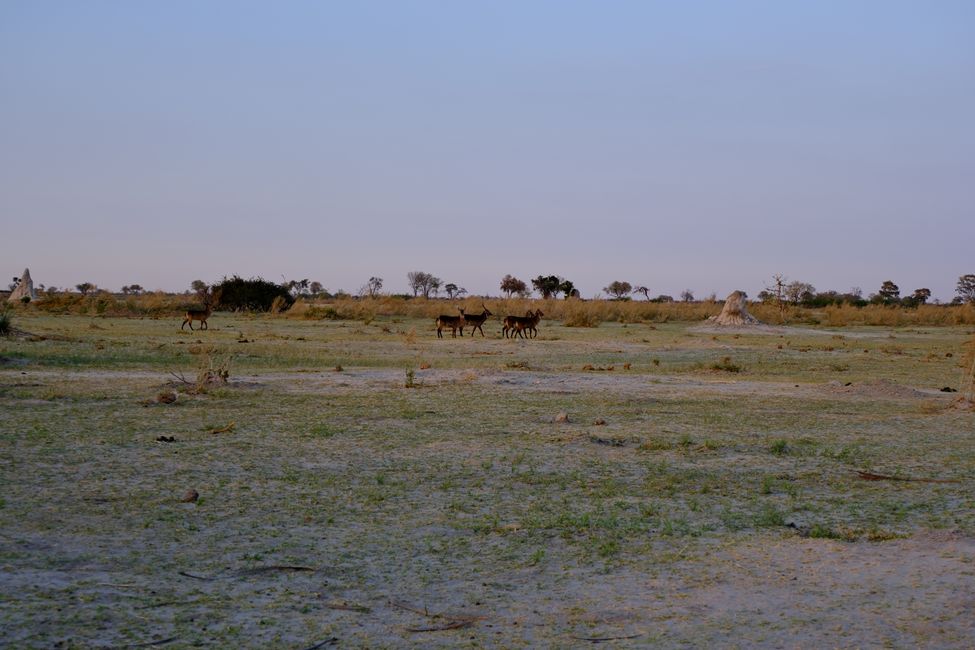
[14,291,975,327]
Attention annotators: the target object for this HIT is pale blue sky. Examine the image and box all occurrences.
[2,2,973,300]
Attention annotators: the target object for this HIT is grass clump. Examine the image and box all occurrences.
[0,309,11,336]
[710,356,742,373]
[768,439,789,455]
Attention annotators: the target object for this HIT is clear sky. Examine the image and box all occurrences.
[2,2,973,300]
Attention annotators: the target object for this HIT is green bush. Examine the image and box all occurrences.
[212,276,294,312]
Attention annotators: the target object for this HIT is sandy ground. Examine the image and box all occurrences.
[2,345,973,648]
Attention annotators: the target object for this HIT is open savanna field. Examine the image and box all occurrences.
[2,311,974,648]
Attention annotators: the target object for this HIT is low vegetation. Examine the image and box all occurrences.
[1,312,973,646]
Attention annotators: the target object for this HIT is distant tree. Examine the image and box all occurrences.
[191,280,208,299]
[361,276,383,298]
[957,274,975,304]
[500,274,528,298]
[121,284,144,295]
[287,278,310,297]
[407,271,442,298]
[876,280,900,304]
[603,281,632,300]
[444,283,467,299]
[76,282,95,296]
[559,279,579,299]
[654,295,674,303]
[532,275,562,300]
[909,288,931,306]
[680,289,695,303]
[632,286,651,300]
[309,281,324,296]
[764,274,788,318]
[785,281,816,305]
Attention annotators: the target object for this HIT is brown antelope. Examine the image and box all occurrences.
[503,309,543,339]
[435,308,466,338]
[181,299,213,331]
[460,304,492,337]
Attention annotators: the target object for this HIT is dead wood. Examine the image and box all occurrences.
[406,620,474,632]
[298,638,338,650]
[111,637,178,648]
[857,471,959,484]
[570,633,644,643]
[324,601,372,613]
[235,565,315,576]
[179,565,314,581]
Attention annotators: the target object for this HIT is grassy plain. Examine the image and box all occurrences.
[1,312,973,648]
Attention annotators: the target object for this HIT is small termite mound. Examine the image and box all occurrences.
[708,290,762,327]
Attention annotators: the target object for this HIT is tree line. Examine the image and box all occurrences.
[15,272,975,313]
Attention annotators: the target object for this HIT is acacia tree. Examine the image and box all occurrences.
[901,288,932,308]
[632,285,651,300]
[559,279,578,299]
[500,274,528,298]
[877,280,900,304]
[121,284,144,295]
[190,280,208,299]
[309,281,324,296]
[76,282,95,296]
[361,276,383,298]
[957,274,975,304]
[785,281,816,305]
[407,271,442,298]
[531,275,562,299]
[604,281,632,300]
[287,278,310,297]
[444,283,467,299]
[680,289,695,303]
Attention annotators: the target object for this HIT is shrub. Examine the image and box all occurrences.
[212,276,293,312]
[0,309,11,336]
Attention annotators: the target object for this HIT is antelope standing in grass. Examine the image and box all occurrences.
[503,309,543,339]
[436,308,466,338]
[181,298,213,331]
[460,304,492,337]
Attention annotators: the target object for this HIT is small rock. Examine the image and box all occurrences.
[593,418,607,426]
[181,489,199,503]
[156,435,176,443]
[941,386,957,393]
[554,412,570,423]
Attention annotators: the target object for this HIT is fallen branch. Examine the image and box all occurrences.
[389,599,483,632]
[168,370,191,385]
[857,471,959,484]
[177,570,215,581]
[570,633,644,643]
[389,600,431,617]
[111,637,178,648]
[206,422,236,434]
[298,637,338,650]
[179,565,314,580]
[406,620,474,633]
[324,601,371,613]
[235,565,315,576]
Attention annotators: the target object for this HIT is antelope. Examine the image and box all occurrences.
[503,309,543,339]
[435,308,466,338]
[181,299,213,331]
[460,304,492,337]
